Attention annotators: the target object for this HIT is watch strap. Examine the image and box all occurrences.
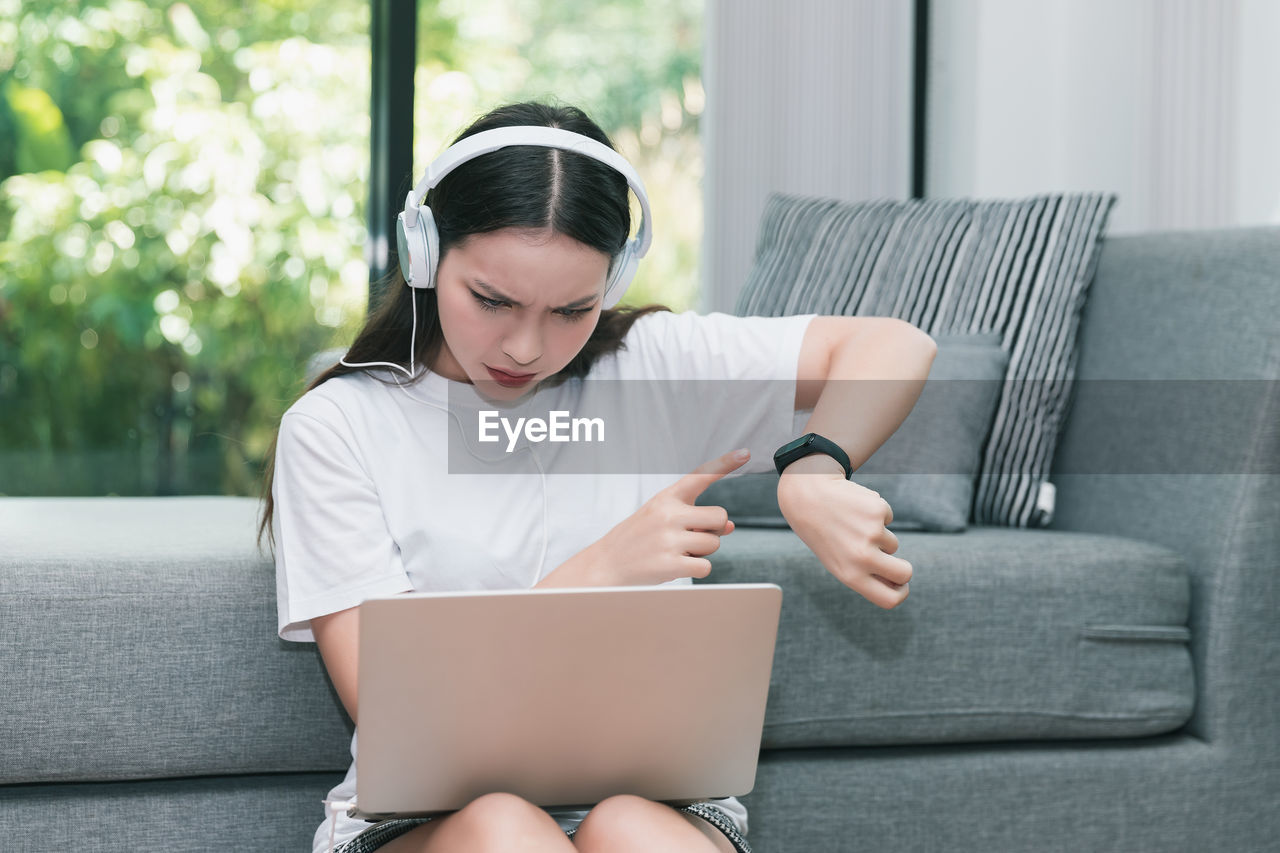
[774,432,853,479]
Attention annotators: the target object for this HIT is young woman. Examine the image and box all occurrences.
[259,100,936,853]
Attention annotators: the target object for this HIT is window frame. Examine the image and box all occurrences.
[368,0,417,307]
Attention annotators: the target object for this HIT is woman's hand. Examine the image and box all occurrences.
[583,447,752,586]
[776,454,913,609]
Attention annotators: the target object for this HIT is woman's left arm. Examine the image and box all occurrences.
[779,316,938,609]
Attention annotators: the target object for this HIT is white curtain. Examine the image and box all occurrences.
[701,0,915,312]
[926,0,1280,235]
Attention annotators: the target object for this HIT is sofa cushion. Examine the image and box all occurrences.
[0,497,351,784]
[735,192,1116,529]
[699,332,1008,532]
[1,497,1194,783]
[705,526,1194,747]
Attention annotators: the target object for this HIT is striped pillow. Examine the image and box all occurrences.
[736,192,1116,527]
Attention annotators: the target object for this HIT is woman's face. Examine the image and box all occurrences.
[432,228,611,401]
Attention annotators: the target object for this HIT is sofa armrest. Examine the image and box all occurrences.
[1049,227,1280,745]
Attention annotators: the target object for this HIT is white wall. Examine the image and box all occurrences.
[927,0,1280,234]
[701,0,914,311]
[1236,0,1280,226]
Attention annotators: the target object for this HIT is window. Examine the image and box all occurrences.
[0,0,703,498]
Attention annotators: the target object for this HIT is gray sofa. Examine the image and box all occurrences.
[2,226,1277,852]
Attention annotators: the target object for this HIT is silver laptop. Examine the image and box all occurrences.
[351,583,782,821]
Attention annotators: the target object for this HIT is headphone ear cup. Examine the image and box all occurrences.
[397,205,440,289]
[395,210,416,285]
[602,241,638,309]
[420,206,440,290]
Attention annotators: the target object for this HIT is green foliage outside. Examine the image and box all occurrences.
[0,0,704,497]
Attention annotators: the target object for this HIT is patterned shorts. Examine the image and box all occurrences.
[333,801,753,853]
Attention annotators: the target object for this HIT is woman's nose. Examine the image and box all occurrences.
[501,321,542,366]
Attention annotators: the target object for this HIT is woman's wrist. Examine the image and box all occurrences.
[777,453,847,516]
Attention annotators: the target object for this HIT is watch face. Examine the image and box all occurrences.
[777,435,812,456]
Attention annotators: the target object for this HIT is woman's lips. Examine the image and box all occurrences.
[486,366,536,387]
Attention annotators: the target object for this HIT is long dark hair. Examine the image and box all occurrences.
[257,101,670,555]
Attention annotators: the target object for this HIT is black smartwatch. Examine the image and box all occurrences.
[773,433,854,480]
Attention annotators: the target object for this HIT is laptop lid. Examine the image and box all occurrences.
[353,583,782,820]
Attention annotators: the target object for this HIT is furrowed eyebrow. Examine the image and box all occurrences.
[471,279,598,310]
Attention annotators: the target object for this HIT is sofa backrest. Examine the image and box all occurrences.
[1049,226,1280,744]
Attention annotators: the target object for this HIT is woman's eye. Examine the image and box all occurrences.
[471,290,589,320]
[472,292,506,311]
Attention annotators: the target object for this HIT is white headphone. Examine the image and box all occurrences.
[396,125,653,309]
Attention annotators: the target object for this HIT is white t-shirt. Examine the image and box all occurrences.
[271,309,816,852]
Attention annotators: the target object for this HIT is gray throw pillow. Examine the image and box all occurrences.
[735,192,1116,527]
[699,333,1008,532]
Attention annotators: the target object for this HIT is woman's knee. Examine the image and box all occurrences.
[456,791,549,830]
[573,794,670,846]
[450,792,564,847]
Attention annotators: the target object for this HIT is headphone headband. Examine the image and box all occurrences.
[405,126,653,259]
[355,126,652,379]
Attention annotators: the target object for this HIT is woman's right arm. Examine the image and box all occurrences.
[534,447,749,588]
[312,606,361,724]
[320,447,751,707]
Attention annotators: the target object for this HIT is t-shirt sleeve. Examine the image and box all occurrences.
[272,409,413,642]
[625,310,818,475]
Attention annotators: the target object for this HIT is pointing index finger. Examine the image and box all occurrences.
[669,448,751,503]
